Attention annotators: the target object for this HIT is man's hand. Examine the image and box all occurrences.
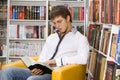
[44,59,56,67]
[30,68,43,75]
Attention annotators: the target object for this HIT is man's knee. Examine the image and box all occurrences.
[1,67,13,74]
[27,74,51,80]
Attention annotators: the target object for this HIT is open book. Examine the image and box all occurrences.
[21,56,53,74]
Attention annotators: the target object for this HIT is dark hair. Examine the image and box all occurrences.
[50,5,72,22]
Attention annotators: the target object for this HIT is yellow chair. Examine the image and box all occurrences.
[2,57,87,80]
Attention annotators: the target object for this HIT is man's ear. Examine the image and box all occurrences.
[66,15,70,22]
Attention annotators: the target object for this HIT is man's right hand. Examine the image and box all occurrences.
[30,68,43,75]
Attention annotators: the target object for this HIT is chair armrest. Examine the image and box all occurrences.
[2,57,39,69]
[52,64,87,80]
[2,60,27,69]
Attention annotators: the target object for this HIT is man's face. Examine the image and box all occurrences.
[52,16,69,34]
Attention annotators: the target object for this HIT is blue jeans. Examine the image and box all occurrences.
[0,67,51,80]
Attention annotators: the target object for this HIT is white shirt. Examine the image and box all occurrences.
[38,28,90,67]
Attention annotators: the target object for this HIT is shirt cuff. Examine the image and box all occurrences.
[55,58,62,67]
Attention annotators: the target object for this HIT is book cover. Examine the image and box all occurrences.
[94,53,102,80]
[115,28,120,64]
[105,61,117,80]
[21,56,53,74]
[89,0,93,22]
[89,51,98,76]
[93,0,100,22]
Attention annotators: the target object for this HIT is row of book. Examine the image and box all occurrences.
[89,0,120,24]
[10,5,85,21]
[0,20,7,26]
[69,7,84,20]
[8,25,46,39]
[0,44,7,57]
[0,0,7,20]
[8,24,83,39]
[87,24,120,79]
[88,51,106,80]
[49,5,84,21]
[87,24,120,64]
[88,50,120,80]
[0,27,6,38]
[10,6,46,20]
[0,0,7,28]
[87,24,102,50]
[87,24,113,55]
[0,0,7,57]
[9,41,45,57]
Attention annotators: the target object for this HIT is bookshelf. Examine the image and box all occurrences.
[0,0,7,58]
[7,0,87,62]
[87,0,120,80]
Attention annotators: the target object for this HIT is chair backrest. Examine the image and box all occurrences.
[2,56,39,69]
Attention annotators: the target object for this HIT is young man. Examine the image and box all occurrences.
[0,5,89,80]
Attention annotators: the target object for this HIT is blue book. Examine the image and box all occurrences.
[115,28,120,64]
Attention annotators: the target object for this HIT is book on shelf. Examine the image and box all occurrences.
[110,34,118,58]
[99,55,106,80]
[100,28,111,55]
[115,65,120,80]
[21,56,53,74]
[89,51,98,77]
[94,24,102,50]
[94,53,106,80]
[105,61,117,80]
[88,50,106,80]
[89,0,93,22]
[115,28,120,64]
[87,24,102,50]
[10,6,46,20]
[68,6,84,21]
[93,0,100,22]
[101,0,104,23]
[101,0,120,24]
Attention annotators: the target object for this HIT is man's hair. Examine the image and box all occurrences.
[50,5,72,22]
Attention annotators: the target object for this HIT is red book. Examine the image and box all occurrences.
[69,7,74,20]
[10,6,12,19]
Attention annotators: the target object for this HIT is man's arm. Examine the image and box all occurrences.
[44,59,56,67]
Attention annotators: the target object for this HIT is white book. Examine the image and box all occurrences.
[19,25,26,39]
[21,56,53,74]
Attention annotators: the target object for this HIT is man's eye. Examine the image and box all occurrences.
[58,20,62,23]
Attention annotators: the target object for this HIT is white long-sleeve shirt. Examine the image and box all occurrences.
[38,28,90,67]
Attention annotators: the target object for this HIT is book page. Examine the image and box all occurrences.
[21,56,53,70]
[21,56,36,67]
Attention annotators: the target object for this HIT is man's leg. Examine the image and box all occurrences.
[0,67,31,80]
[27,74,51,80]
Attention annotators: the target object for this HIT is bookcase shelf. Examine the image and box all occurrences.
[10,0,46,6]
[10,20,46,25]
[87,0,120,80]
[6,0,87,63]
[49,1,84,7]
[9,38,46,41]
